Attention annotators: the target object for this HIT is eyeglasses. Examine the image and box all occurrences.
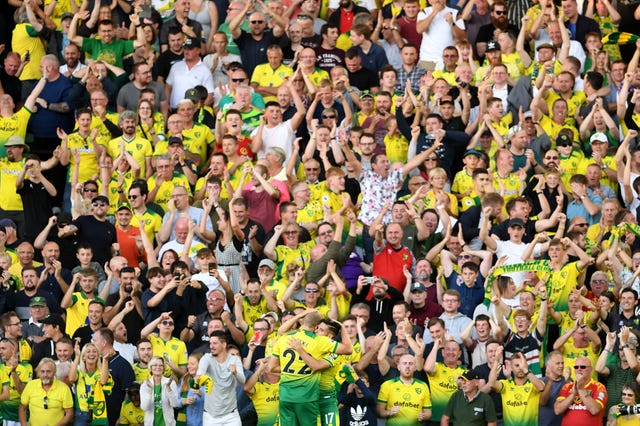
[305,288,319,293]
[92,202,107,207]
[591,279,608,284]
[231,78,246,83]
[9,322,21,327]
[161,320,174,326]
[43,396,48,409]
[284,230,299,235]
[322,114,336,119]
[250,20,264,24]
[83,188,98,193]
[128,195,138,200]
[514,317,529,322]
[442,299,458,303]
[545,156,559,160]
[172,193,188,198]
[574,365,589,369]
[459,254,471,259]
[494,10,507,15]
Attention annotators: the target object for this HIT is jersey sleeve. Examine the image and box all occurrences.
[377,380,390,404]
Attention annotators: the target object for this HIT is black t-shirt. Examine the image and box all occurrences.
[72,215,117,266]
[348,67,379,91]
[0,68,21,107]
[105,292,144,344]
[241,219,266,278]
[153,49,184,81]
[235,29,283,77]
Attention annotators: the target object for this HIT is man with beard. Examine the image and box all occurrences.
[35,242,72,304]
[10,268,60,322]
[105,267,144,344]
[489,350,545,426]
[106,111,153,178]
[315,24,344,71]
[19,358,73,426]
[352,276,404,333]
[475,1,518,58]
[327,0,369,35]
[59,43,86,78]
[117,62,168,116]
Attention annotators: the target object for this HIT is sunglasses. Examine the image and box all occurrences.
[382,25,391,30]
[557,143,571,148]
[231,78,246,83]
[128,195,138,200]
[574,223,588,227]
[161,320,174,326]
[322,114,336,119]
[545,156,559,160]
[426,157,439,161]
[83,188,98,193]
[574,365,589,370]
[623,393,635,397]
[44,396,49,409]
[92,202,107,207]
[250,20,264,24]
[494,10,507,14]
[304,288,319,293]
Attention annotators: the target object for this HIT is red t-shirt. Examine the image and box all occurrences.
[116,226,143,267]
[557,380,607,426]
[372,242,414,292]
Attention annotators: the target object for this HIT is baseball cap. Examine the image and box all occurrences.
[168,136,184,146]
[360,90,374,100]
[460,369,481,381]
[117,202,132,212]
[29,296,47,307]
[41,313,65,329]
[260,312,279,322]
[185,88,199,101]
[509,218,525,228]
[258,259,275,270]
[590,132,608,144]
[61,12,74,21]
[536,43,557,52]
[463,149,482,158]
[507,125,523,140]
[183,38,200,49]
[91,195,110,205]
[410,282,426,292]
[439,95,454,104]
[556,133,572,147]
[486,41,501,52]
[523,110,534,119]
[0,219,16,229]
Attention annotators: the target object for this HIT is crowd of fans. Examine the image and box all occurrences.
[4,0,640,424]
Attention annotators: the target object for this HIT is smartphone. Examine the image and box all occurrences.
[365,277,375,284]
[24,51,30,62]
[208,262,217,271]
[173,271,181,279]
[251,330,264,343]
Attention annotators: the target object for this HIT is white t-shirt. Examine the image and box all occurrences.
[251,120,296,165]
[494,239,541,286]
[417,7,465,63]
